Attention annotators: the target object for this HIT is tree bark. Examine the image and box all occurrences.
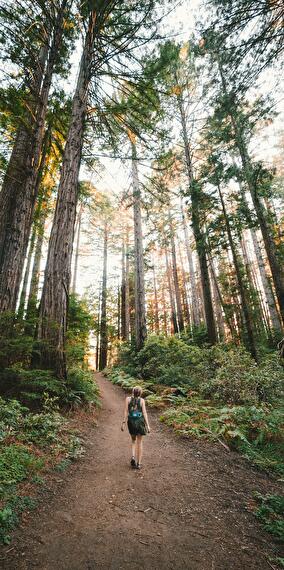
[36,11,96,377]
[176,90,217,343]
[152,257,160,333]
[131,140,147,350]
[217,183,257,359]
[218,64,284,326]
[99,223,108,370]
[71,205,83,294]
[178,242,191,328]
[95,288,101,371]
[169,215,184,332]
[17,227,37,320]
[180,199,201,326]
[250,230,282,332]
[165,248,178,334]
[0,2,70,312]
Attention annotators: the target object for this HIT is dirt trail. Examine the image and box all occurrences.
[2,373,282,570]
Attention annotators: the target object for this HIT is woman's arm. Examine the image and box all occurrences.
[121,397,129,431]
[141,399,150,432]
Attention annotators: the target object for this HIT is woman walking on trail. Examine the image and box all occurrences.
[121,386,150,470]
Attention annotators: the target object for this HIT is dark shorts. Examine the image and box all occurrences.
[127,415,147,436]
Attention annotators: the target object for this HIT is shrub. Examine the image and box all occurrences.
[63,368,100,407]
[0,367,63,407]
[0,312,34,368]
[0,444,44,490]
[201,348,284,405]
[137,335,203,386]
[254,493,284,540]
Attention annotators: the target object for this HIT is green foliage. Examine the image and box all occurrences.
[64,368,100,407]
[0,444,44,492]
[112,339,283,475]
[106,368,154,396]
[160,400,284,473]
[66,295,93,366]
[201,350,284,405]
[137,335,203,386]
[21,412,65,447]
[0,312,33,368]
[0,391,93,543]
[254,493,284,540]
[0,496,37,544]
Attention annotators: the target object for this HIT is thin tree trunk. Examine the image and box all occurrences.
[218,64,284,326]
[120,237,130,341]
[131,140,147,350]
[95,289,101,371]
[36,11,96,377]
[178,242,191,328]
[99,223,108,370]
[250,230,282,332]
[152,257,160,333]
[165,248,178,334]
[180,198,200,326]
[176,91,217,343]
[169,216,184,332]
[125,230,130,342]
[161,281,168,336]
[0,2,70,312]
[207,253,234,339]
[117,283,121,340]
[217,183,257,359]
[25,214,46,331]
[17,227,37,320]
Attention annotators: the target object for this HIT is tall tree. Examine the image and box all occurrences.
[99,221,108,370]
[130,136,147,350]
[0,0,75,312]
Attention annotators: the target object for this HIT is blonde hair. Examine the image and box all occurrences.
[132,386,142,398]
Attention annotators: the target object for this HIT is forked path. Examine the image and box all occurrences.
[2,373,282,570]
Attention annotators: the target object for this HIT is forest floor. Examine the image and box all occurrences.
[1,373,283,570]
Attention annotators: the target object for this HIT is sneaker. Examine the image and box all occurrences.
[135,463,142,470]
[130,457,136,468]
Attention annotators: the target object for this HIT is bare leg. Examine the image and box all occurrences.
[131,435,136,458]
[136,435,143,465]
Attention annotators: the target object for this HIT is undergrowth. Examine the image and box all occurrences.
[107,337,284,477]
[0,395,91,544]
[253,493,284,542]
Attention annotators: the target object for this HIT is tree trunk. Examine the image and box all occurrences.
[169,215,184,332]
[0,2,70,313]
[177,91,217,343]
[152,257,160,333]
[165,248,178,334]
[131,140,147,350]
[71,205,83,294]
[250,230,282,332]
[25,212,46,332]
[36,11,96,377]
[99,223,108,370]
[208,254,232,339]
[217,183,257,359]
[180,199,201,326]
[178,242,191,328]
[218,64,284,326]
[120,235,130,341]
[161,281,168,336]
[17,227,37,320]
[95,289,101,371]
